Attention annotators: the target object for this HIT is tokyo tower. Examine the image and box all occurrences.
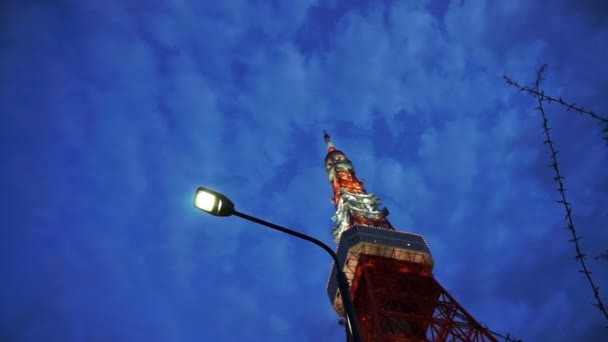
[322,131,497,342]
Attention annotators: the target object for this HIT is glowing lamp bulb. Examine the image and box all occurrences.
[194,190,217,212]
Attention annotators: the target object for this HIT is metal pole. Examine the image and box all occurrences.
[337,269,362,341]
[233,210,363,342]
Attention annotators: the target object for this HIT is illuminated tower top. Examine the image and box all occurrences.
[323,131,394,242]
[323,132,497,342]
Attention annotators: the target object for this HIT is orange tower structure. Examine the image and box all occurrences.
[323,131,497,342]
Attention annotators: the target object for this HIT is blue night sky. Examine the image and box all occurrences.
[2,1,607,341]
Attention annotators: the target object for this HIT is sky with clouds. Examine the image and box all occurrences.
[1,0,607,341]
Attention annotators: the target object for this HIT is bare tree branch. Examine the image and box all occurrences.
[502,75,608,123]
[481,323,523,342]
[503,72,608,145]
[515,64,608,325]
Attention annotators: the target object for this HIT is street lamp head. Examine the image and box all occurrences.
[193,187,235,217]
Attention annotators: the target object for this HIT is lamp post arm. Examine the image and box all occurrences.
[232,210,363,342]
[234,210,337,262]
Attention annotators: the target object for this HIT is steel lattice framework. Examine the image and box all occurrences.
[354,255,496,342]
[322,131,497,342]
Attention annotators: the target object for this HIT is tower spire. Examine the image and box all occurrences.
[323,130,337,152]
[323,132,393,242]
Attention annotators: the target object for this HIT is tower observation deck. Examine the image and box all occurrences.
[322,131,497,342]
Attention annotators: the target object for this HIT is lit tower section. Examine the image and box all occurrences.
[323,131,497,342]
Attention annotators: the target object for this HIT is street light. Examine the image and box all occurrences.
[193,187,234,216]
[193,186,363,342]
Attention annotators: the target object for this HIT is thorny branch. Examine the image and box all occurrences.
[482,324,522,342]
[510,64,608,325]
[503,72,608,144]
[502,74,608,123]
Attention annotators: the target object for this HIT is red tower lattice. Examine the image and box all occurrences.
[322,131,497,342]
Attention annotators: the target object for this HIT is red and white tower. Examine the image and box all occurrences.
[323,131,497,342]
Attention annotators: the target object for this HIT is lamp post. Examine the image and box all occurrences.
[193,187,363,342]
